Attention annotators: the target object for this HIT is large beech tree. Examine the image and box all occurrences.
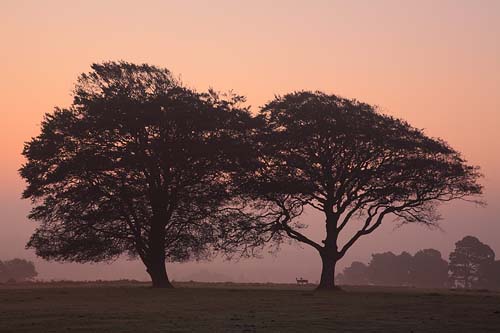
[20,62,257,288]
[250,91,482,290]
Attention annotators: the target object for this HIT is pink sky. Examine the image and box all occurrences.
[0,0,499,282]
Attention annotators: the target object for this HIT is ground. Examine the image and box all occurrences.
[1,281,499,332]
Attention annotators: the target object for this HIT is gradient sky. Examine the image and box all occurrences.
[1,0,499,283]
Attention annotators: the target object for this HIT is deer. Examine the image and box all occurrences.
[296,277,308,285]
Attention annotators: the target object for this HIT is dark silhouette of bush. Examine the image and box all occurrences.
[0,261,5,282]
[481,260,500,290]
[336,261,369,285]
[337,248,448,288]
[0,259,37,283]
[367,251,412,286]
[410,249,448,288]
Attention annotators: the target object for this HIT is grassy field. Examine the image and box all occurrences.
[1,282,499,332]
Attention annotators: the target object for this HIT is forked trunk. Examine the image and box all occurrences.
[317,254,338,290]
[317,216,341,290]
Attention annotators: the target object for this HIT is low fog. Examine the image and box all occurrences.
[2,190,497,283]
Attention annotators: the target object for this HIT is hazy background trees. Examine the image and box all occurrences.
[337,249,449,288]
[336,236,499,290]
[0,259,37,283]
[410,249,449,288]
[335,262,369,286]
[368,252,413,287]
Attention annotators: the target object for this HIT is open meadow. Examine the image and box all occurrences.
[1,282,499,332]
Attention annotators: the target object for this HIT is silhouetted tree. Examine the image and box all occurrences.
[336,261,369,285]
[449,236,494,289]
[20,62,258,288]
[0,259,37,282]
[247,91,482,289]
[409,249,448,288]
[368,251,412,286]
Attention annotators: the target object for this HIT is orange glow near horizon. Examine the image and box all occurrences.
[1,0,499,281]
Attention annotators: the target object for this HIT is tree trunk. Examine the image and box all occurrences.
[146,221,173,288]
[146,256,173,288]
[317,212,340,290]
[317,254,339,290]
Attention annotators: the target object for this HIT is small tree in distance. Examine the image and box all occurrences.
[449,236,494,288]
[0,259,37,282]
[335,261,369,286]
[246,91,483,289]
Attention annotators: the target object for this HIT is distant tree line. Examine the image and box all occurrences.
[0,259,37,283]
[20,61,483,289]
[336,236,500,289]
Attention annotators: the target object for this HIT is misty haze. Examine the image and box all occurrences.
[1,1,499,332]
